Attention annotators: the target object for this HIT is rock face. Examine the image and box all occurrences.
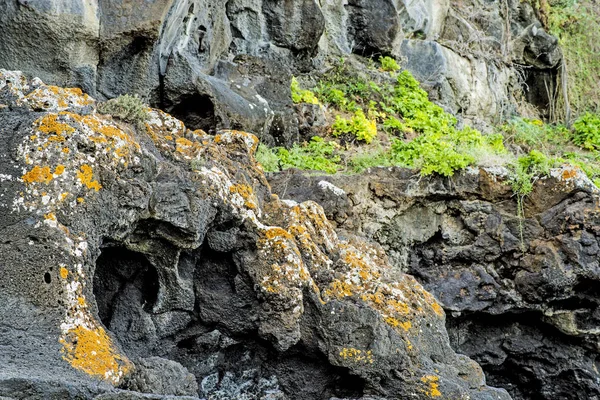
[0,0,561,144]
[269,167,600,400]
[0,71,512,399]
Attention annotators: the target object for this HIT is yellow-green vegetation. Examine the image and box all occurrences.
[379,56,400,73]
[332,109,377,144]
[267,60,507,176]
[549,0,600,116]
[97,94,149,126]
[291,77,320,105]
[261,57,600,192]
[256,137,341,174]
[572,112,600,150]
[502,116,600,192]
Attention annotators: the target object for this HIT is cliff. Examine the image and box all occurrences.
[0,0,561,145]
[1,1,598,400]
[0,71,511,399]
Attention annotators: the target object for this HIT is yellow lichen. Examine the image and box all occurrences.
[54,165,65,175]
[37,114,75,136]
[385,317,412,331]
[339,347,374,364]
[76,165,101,191]
[59,266,69,279]
[22,166,53,184]
[60,325,131,383]
[420,375,442,397]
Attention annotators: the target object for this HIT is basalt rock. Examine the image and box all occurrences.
[268,166,600,400]
[0,0,562,144]
[0,71,511,399]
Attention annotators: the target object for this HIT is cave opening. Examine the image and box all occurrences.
[167,93,217,134]
[522,66,560,120]
[93,243,159,329]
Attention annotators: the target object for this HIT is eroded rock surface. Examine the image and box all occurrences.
[0,0,561,143]
[269,167,600,400]
[0,71,511,399]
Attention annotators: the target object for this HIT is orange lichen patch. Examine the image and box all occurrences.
[24,85,93,110]
[62,147,70,154]
[264,227,293,240]
[59,266,69,279]
[36,114,76,136]
[54,165,65,175]
[339,348,374,364]
[420,375,442,397]
[76,165,101,191]
[60,325,131,384]
[230,184,258,209]
[59,192,69,201]
[230,183,253,198]
[385,317,412,331]
[562,166,579,180]
[176,137,193,147]
[77,197,85,204]
[214,130,259,154]
[22,166,53,184]
[430,301,444,317]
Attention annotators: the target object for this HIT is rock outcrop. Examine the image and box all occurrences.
[269,166,600,400]
[0,0,561,145]
[0,71,512,399]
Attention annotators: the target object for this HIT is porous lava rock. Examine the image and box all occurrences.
[0,71,510,400]
[269,166,600,400]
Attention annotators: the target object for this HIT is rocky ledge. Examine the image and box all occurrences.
[269,165,600,400]
[0,71,513,399]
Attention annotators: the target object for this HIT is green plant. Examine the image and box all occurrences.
[97,94,149,127]
[332,109,378,144]
[254,138,341,174]
[379,56,400,73]
[572,112,600,150]
[382,116,405,135]
[291,77,320,105]
[255,144,280,172]
[549,0,600,117]
[349,147,394,172]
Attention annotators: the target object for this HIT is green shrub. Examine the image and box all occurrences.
[349,148,394,172]
[255,144,281,172]
[97,94,149,126]
[509,150,554,196]
[379,56,400,73]
[389,126,506,177]
[332,109,378,144]
[277,137,341,173]
[549,0,600,116]
[500,117,570,153]
[572,112,600,150]
[291,77,320,105]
